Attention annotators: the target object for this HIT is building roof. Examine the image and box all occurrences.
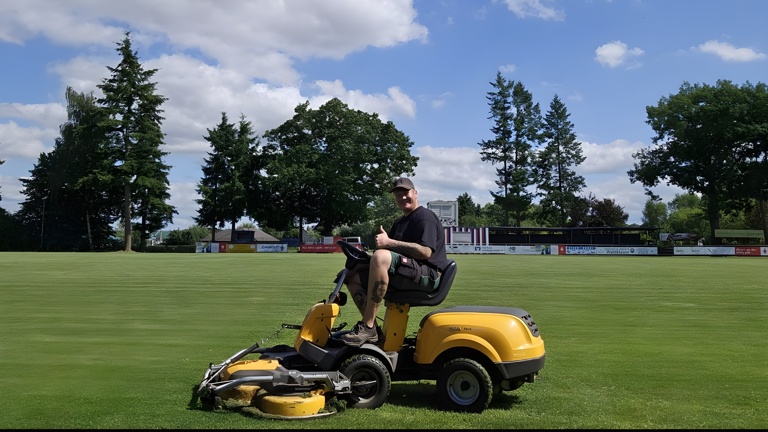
[200,228,279,243]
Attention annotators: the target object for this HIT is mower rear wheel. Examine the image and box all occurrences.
[339,354,391,409]
[436,358,493,413]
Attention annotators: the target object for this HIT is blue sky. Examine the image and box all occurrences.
[1,0,766,229]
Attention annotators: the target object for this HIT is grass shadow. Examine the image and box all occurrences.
[488,391,523,409]
[187,383,205,411]
[385,382,441,409]
[385,381,524,410]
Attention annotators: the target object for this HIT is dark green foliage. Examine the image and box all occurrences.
[0,208,30,251]
[165,226,210,246]
[562,193,629,228]
[261,98,418,235]
[589,196,629,227]
[535,94,586,227]
[334,191,403,247]
[479,73,542,226]
[16,88,121,251]
[447,200,506,228]
[629,80,768,244]
[641,198,668,229]
[97,31,175,251]
[457,192,481,227]
[196,113,260,239]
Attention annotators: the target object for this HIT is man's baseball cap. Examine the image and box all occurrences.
[390,177,416,192]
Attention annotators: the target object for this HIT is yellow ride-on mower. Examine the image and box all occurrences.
[195,241,545,418]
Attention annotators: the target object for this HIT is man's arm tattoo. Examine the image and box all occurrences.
[388,239,432,260]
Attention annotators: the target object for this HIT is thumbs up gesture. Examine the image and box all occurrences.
[374,225,390,249]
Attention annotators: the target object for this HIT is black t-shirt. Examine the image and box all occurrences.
[388,206,451,272]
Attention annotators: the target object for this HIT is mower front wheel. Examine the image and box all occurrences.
[339,354,391,409]
[436,358,493,413]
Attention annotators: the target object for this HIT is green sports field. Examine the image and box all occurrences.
[1,252,766,429]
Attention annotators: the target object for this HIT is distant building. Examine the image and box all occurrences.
[199,228,279,243]
[148,230,172,246]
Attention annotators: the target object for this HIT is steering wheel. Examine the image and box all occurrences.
[337,240,370,264]
[327,240,369,305]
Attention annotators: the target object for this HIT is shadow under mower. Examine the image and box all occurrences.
[195,240,545,418]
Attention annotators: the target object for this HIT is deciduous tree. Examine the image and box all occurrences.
[628,80,764,244]
[641,198,668,229]
[261,98,418,235]
[18,87,121,251]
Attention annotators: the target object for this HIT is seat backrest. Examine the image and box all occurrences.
[385,259,457,307]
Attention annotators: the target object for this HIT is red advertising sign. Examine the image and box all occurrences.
[300,244,341,253]
[735,246,761,256]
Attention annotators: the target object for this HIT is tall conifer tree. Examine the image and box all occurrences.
[479,72,542,226]
[535,94,586,226]
[97,31,174,251]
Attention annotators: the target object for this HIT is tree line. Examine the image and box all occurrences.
[0,33,766,251]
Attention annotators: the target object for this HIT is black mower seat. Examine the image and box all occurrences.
[385,259,457,307]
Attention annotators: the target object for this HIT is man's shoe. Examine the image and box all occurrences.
[339,321,379,346]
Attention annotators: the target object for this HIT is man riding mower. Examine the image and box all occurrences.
[195,240,546,418]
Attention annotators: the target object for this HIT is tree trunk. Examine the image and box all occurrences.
[759,198,768,244]
[139,215,147,251]
[86,209,93,251]
[123,182,132,252]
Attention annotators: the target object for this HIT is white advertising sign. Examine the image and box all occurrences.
[674,246,735,256]
[257,244,288,253]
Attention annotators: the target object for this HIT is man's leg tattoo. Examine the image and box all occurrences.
[352,291,366,312]
[371,280,387,304]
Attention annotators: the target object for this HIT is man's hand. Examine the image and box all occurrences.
[374,225,390,249]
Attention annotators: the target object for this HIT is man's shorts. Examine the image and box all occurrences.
[387,251,441,292]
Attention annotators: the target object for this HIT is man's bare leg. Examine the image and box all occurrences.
[345,272,367,316]
[361,249,392,328]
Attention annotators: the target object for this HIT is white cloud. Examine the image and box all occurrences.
[579,139,644,175]
[594,40,644,68]
[311,80,417,120]
[499,0,565,21]
[429,92,453,110]
[697,40,766,62]
[412,145,496,206]
[0,103,66,130]
[167,180,202,229]
[499,64,517,74]
[0,0,428,86]
[0,121,56,159]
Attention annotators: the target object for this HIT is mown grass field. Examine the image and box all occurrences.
[0,251,766,429]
